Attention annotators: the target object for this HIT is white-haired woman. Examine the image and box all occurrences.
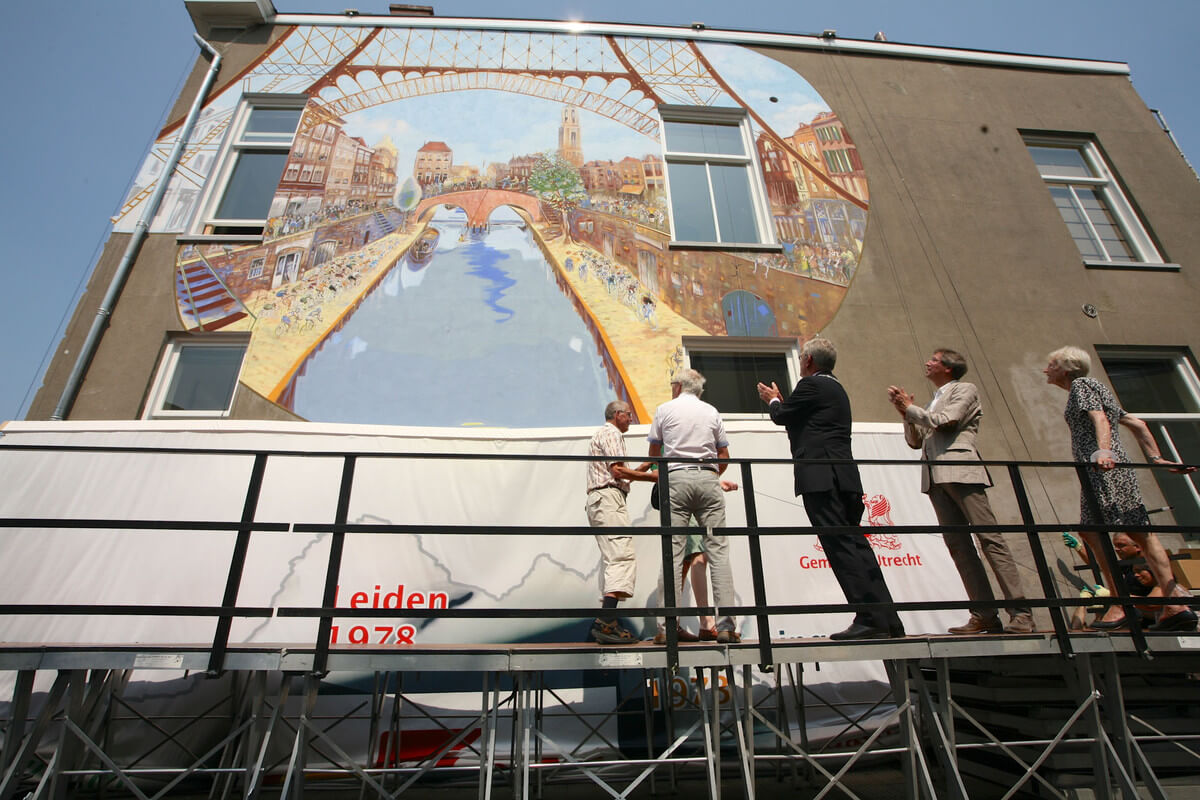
[1044,346,1196,631]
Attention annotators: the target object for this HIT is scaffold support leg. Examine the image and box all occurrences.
[245,672,291,800]
[657,668,678,792]
[1,672,70,800]
[725,665,755,800]
[0,671,34,780]
[478,672,501,800]
[1074,656,1114,800]
[911,661,967,800]
[279,674,321,800]
[47,669,86,800]
[512,671,533,800]
[699,667,720,800]
[639,669,656,796]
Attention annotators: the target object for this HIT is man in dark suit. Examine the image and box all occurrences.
[757,336,905,640]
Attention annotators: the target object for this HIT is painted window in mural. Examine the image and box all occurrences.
[660,106,771,247]
[124,28,870,427]
[144,336,248,418]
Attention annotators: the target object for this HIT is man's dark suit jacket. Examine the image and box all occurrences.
[767,373,862,497]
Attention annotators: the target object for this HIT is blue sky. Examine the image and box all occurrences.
[1,0,1196,421]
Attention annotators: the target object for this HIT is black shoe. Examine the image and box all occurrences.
[1089,616,1131,631]
[829,622,890,641]
[1148,609,1198,632]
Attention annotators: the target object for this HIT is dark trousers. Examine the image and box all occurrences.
[803,489,903,632]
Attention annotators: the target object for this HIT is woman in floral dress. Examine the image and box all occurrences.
[1045,345,1196,631]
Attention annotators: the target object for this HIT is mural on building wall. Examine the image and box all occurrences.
[120,28,869,426]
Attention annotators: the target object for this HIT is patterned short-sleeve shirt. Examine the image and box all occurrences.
[587,421,629,492]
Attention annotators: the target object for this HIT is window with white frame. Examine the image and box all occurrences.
[660,105,776,250]
[144,335,249,419]
[191,94,305,238]
[1097,346,1200,530]
[681,336,799,415]
[1023,135,1165,267]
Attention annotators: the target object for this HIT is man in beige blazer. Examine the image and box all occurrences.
[888,349,1034,634]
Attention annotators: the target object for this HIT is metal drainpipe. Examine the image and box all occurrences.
[51,34,223,420]
[1151,108,1199,182]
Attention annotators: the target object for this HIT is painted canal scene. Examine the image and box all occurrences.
[136,31,870,426]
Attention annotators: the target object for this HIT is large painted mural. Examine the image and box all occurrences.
[119,27,869,426]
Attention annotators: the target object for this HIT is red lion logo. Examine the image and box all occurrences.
[812,494,902,552]
[863,494,893,526]
[862,494,902,550]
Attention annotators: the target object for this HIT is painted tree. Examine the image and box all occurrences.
[527,151,587,241]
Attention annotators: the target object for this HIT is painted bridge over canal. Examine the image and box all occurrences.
[413,188,545,228]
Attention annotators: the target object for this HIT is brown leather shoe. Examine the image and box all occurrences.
[1003,616,1035,634]
[948,617,1002,635]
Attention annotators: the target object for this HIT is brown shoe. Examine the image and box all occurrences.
[1003,616,1035,634]
[652,627,699,644]
[948,617,1002,635]
[698,628,718,641]
[716,630,741,644]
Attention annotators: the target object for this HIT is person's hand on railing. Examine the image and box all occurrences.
[1062,532,1082,551]
[1149,454,1197,475]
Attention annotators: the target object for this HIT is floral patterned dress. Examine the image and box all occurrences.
[1064,377,1149,525]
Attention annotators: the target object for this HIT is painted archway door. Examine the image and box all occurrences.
[722,290,778,337]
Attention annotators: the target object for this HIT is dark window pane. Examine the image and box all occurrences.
[663,120,744,155]
[667,162,717,242]
[1101,356,1200,414]
[710,164,759,243]
[213,151,288,221]
[688,351,790,414]
[1145,420,1200,530]
[162,346,245,411]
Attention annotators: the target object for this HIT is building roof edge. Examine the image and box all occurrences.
[260,12,1130,75]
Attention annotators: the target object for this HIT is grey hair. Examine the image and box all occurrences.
[801,336,837,372]
[671,368,706,397]
[604,400,630,421]
[1048,345,1091,379]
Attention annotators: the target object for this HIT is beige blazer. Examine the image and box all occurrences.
[902,380,992,492]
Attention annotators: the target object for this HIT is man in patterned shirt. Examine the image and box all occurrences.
[586,400,658,644]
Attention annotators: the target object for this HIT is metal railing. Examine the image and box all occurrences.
[0,440,1197,675]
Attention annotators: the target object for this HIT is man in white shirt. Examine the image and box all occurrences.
[648,369,740,644]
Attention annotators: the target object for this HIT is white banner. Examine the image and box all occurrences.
[0,419,964,768]
[0,419,962,647]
